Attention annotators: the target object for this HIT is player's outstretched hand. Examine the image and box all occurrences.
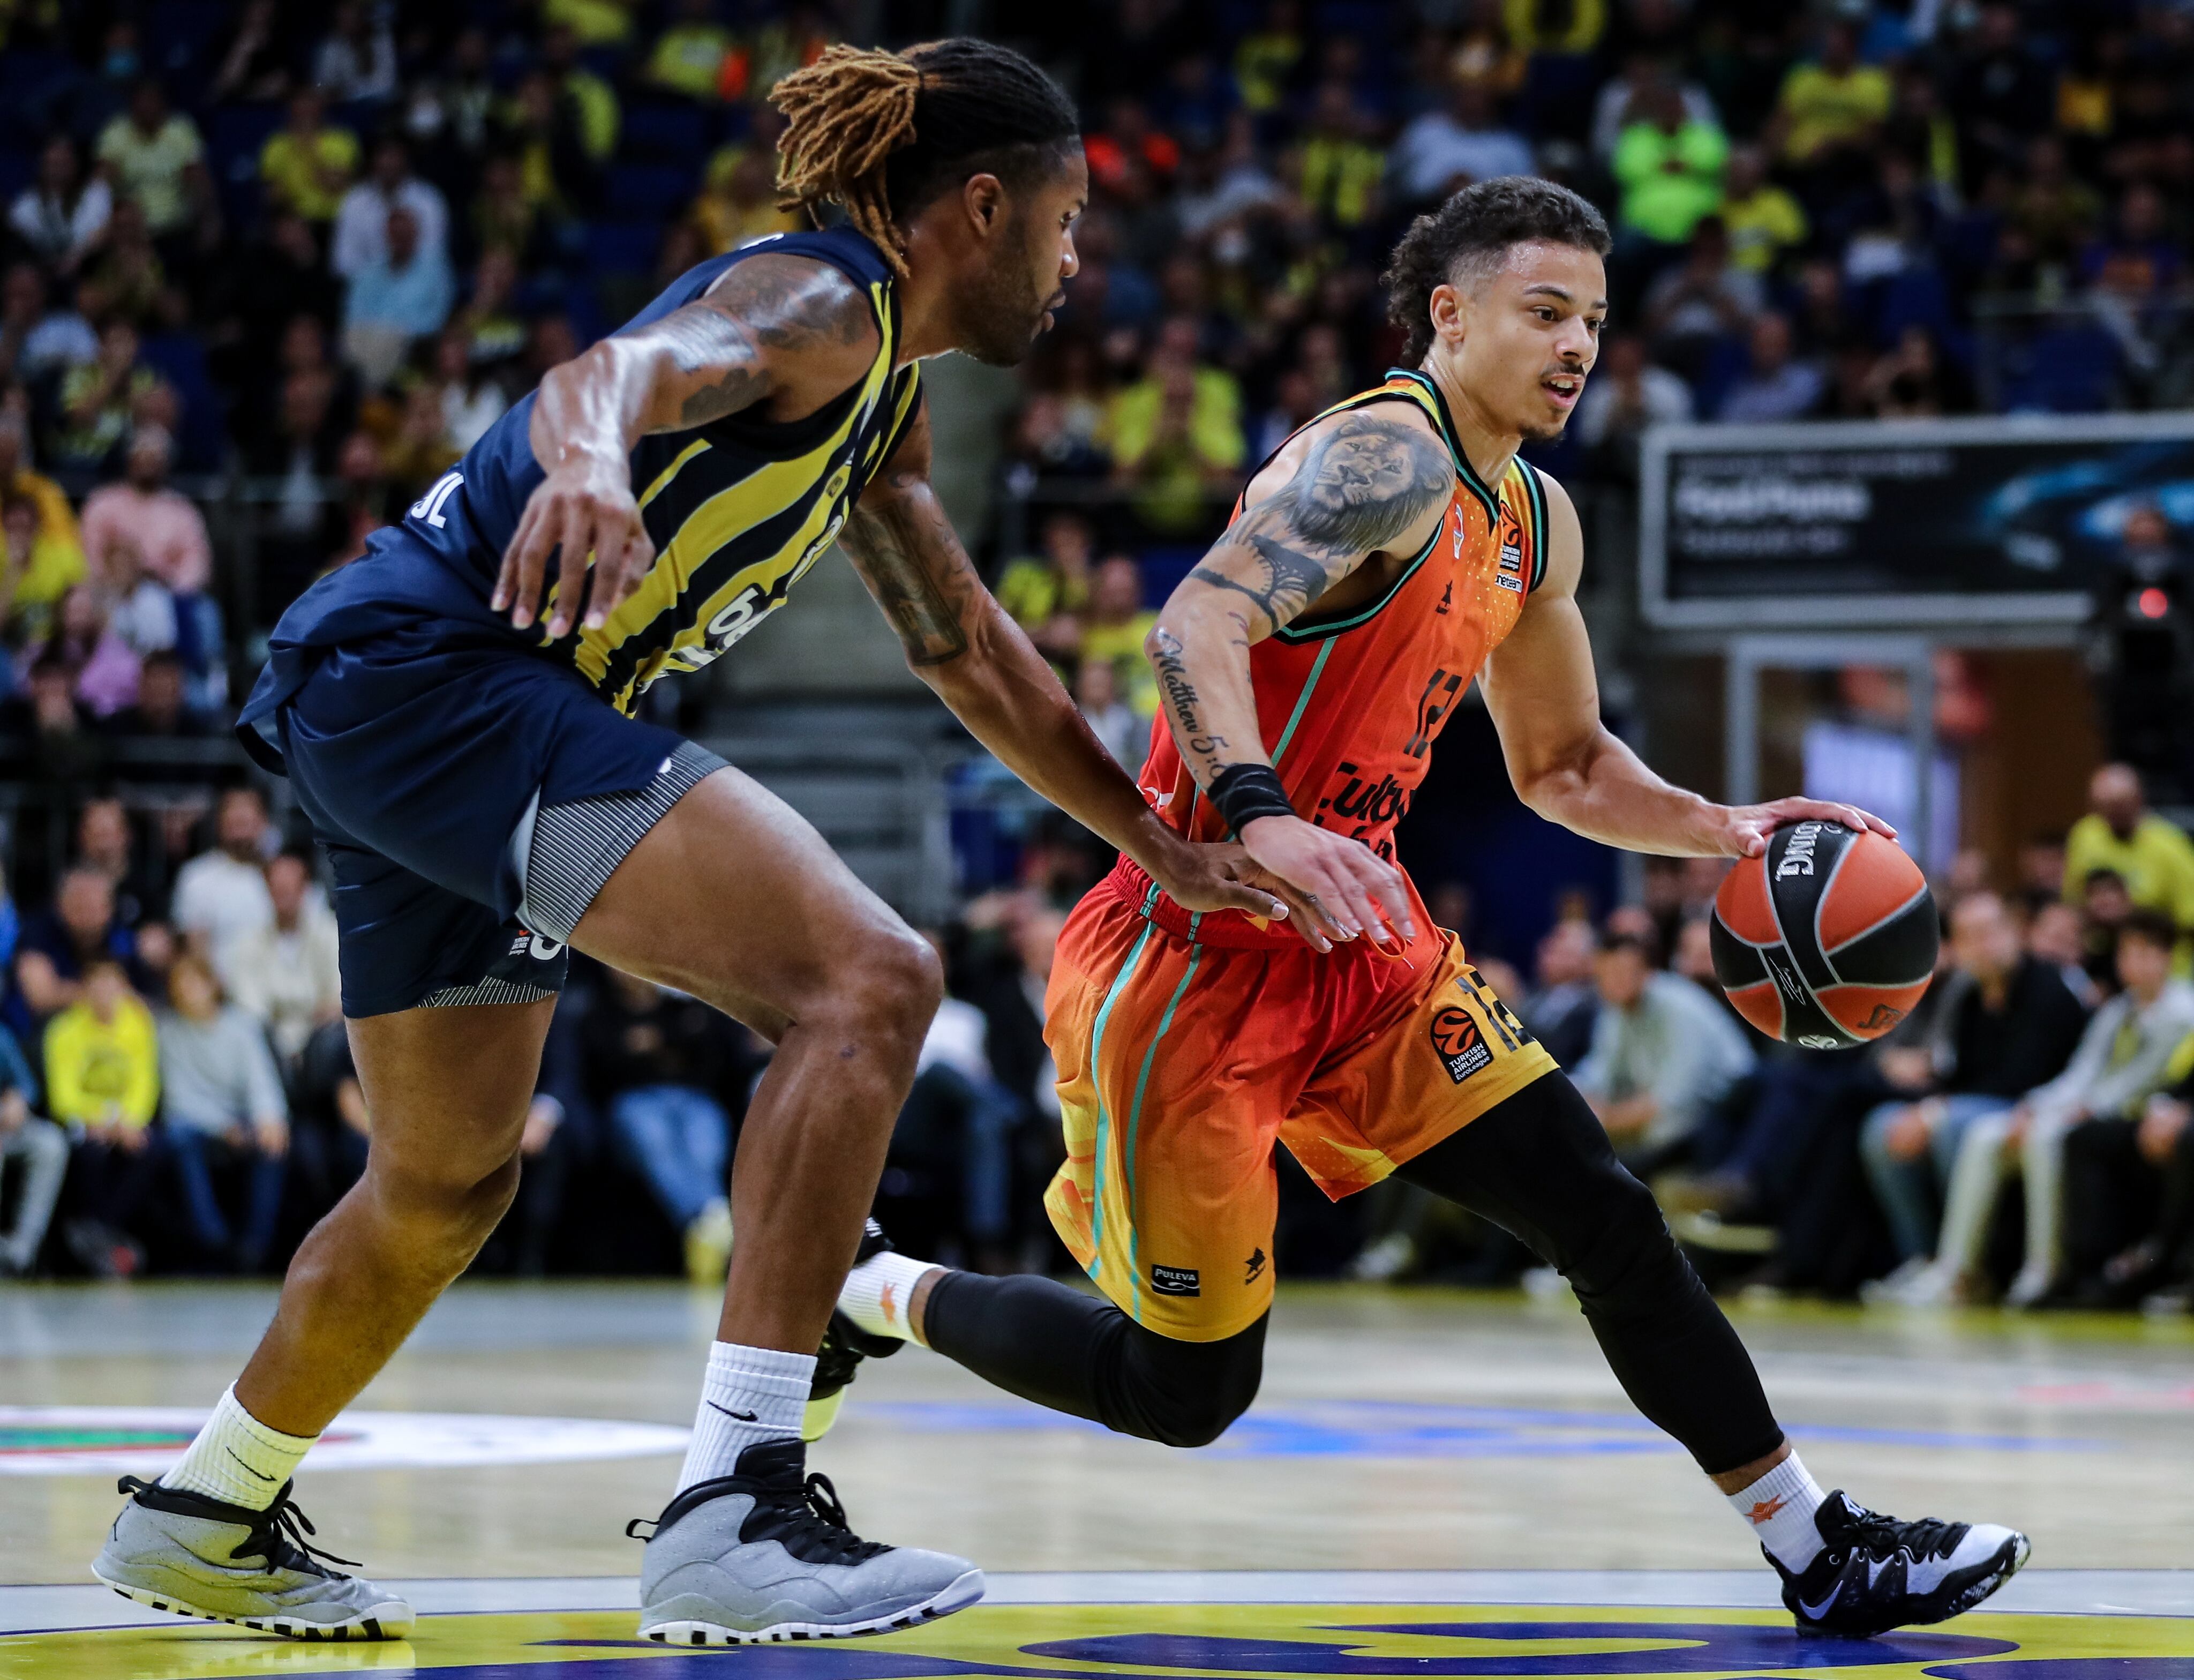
[1237,815,1415,953]
[1717,796,1896,859]
[493,454,656,639]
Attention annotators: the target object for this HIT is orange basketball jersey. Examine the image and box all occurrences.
[1112,368,1552,947]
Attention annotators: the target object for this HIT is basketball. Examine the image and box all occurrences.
[1710,822,1938,1049]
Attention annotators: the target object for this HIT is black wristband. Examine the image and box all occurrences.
[1208,763,1297,834]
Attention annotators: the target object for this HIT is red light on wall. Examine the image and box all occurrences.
[2137,587,2170,619]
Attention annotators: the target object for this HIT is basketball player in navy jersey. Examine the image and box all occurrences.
[94,41,1289,1647]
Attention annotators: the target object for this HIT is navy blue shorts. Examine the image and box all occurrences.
[259,616,718,1017]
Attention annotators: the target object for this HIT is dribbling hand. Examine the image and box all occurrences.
[493,453,656,639]
[1716,796,1895,858]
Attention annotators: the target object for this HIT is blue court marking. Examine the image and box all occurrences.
[852,1399,2099,1459]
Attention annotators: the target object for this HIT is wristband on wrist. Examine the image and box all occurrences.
[1208,763,1297,834]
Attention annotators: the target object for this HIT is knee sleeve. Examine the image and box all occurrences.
[926,1270,1266,1449]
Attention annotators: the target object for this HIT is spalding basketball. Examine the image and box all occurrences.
[1710,822,1937,1048]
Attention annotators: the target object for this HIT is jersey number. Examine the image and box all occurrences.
[409,471,464,529]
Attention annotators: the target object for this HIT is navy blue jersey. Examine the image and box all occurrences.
[242,226,922,746]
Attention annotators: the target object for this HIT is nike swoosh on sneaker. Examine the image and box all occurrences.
[1798,1582,1843,1619]
[708,1404,761,1422]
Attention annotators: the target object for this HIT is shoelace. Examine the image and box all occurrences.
[773,1471,887,1565]
[121,1475,360,1576]
[1836,1502,1962,1565]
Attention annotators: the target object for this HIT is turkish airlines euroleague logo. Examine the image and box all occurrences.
[1430,1006,1493,1083]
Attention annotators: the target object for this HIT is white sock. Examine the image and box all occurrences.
[838,1249,938,1345]
[674,1342,815,1494]
[159,1385,317,1511]
[1727,1450,1829,1572]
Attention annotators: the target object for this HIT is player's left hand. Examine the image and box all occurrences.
[1716,796,1895,858]
[1145,837,1295,928]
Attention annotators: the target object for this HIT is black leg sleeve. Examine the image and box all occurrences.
[1396,1071,1785,1476]
[923,1270,1267,1449]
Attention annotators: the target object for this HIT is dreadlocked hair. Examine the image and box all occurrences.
[770,39,1080,279]
[1382,177,1611,365]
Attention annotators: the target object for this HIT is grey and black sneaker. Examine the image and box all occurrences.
[1770,1491,2028,1637]
[633,1438,981,1644]
[804,1218,903,1442]
[92,1475,412,1641]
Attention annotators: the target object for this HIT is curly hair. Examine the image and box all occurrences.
[770,39,1080,278]
[1381,178,1611,365]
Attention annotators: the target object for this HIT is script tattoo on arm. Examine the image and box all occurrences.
[1149,627,1228,760]
[839,463,977,666]
[635,257,876,432]
[1186,410,1453,638]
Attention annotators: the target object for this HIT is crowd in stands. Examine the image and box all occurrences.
[0,2,2191,1298]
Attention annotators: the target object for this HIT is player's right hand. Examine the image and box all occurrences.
[494,452,656,639]
[1238,815,1415,951]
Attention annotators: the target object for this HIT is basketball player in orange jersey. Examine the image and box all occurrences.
[825,179,2029,1637]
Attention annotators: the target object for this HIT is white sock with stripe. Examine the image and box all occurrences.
[160,1386,317,1511]
[838,1250,937,1344]
[674,1342,814,1494]
[1727,1450,1828,1572]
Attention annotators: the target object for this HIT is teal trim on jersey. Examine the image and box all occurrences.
[1272,518,1442,646]
[1085,921,1157,1280]
[1121,945,1205,1322]
[1387,368,1501,525]
[1517,458,1552,593]
[1271,639,1337,761]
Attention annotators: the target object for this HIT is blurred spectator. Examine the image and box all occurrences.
[104,650,209,744]
[74,795,166,930]
[1860,891,2091,1296]
[11,136,113,277]
[1520,916,1601,1068]
[209,0,297,107]
[1914,911,2194,1307]
[2082,867,2135,996]
[2069,1050,2194,1310]
[995,511,1094,673]
[54,321,161,476]
[94,78,212,244]
[688,147,802,254]
[1233,1,1306,115]
[2063,764,2194,953]
[0,489,87,652]
[1078,556,1160,723]
[648,0,737,101]
[221,850,341,1069]
[422,328,506,454]
[0,1023,62,1274]
[33,586,142,717]
[1770,22,1888,173]
[1572,334,1691,458]
[1611,77,1727,250]
[1389,71,1533,209]
[157,952,289,1272]
[4,269,97,387]
[1299,81,1386,230]
[1106,319,1244,535]
[312,0,398,104]
[1076,656,1144,769]
[580,968,746,1283]
[1715,312,1822,423]
[79,425,212,597]
[260,89,361,226]
[15,865,150,1026]
[1575,928,1754,1169]
[333,137,449,280]
[342,208,456,388]
[171,788,275,965]
[48,957,160,1275]
[1718,145,1806,278]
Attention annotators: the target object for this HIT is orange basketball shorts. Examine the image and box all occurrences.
[1041,882,1559,1341]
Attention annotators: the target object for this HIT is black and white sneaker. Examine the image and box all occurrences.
[1770,1491,2029,1637]
[633,1438,980,1642]
[803,1219,901,1441]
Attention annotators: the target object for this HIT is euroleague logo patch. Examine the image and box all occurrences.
[1430,1006,1492,1083]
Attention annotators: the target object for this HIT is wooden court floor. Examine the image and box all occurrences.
[3,1279,2190,1678]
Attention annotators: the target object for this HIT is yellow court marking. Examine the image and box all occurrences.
[5,1602,2191,1680]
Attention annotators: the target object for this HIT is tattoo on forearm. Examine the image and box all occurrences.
[1151,626,1234,775]
[841,472,973,666]
[1187,411,1451,635]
